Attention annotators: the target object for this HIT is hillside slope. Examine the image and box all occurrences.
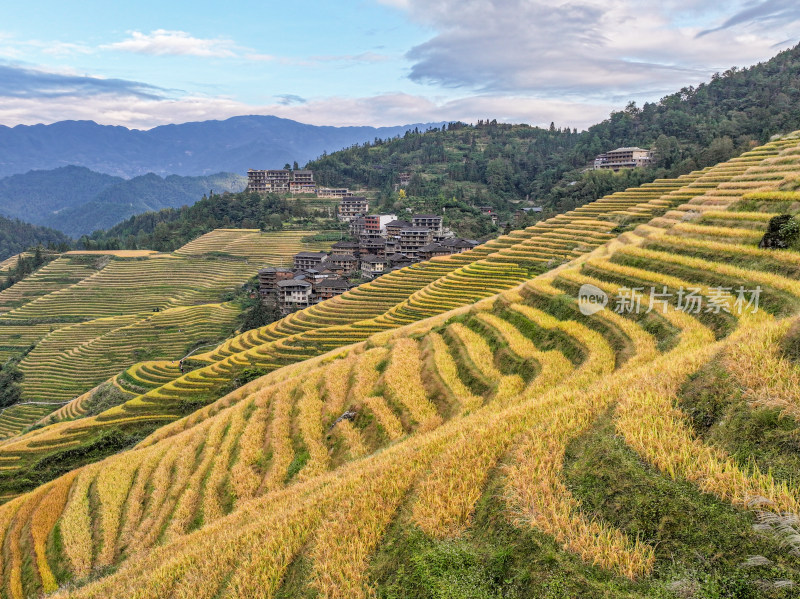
[0,134,797,596]
[0,230,333,442]
[308,43,800,219]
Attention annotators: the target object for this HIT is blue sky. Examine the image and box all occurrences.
[0,0,798,129]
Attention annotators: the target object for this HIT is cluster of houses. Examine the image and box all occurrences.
[258,198,478,314]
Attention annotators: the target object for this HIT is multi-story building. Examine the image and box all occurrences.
[330,240,360,257]
[257,266,294,296]
[350,217,366,237]
[418,243,452,261]
[364,214,398,234]
[247,169,292,193]
[293,251,329,270]
[385,219,412,238]
[289,181,317,194]
[594,147,652,171]
[327,254,357,274]
[398,172,412,187]
[412,214,443,235]
[315,278,350,301]
[440,238,477,253]
[248,169,317,193]
[360,236,387,258]
[277,279,313,313]
[293,170,314,184]
[360,254,388,279]
[338,197,370,222]
[317,188,354,199]
[399,228,434,259]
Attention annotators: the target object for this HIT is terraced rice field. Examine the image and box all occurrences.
[0,140,785,474]
[0,133,797,597]
[0,230,334,437]
[174,228,335,264]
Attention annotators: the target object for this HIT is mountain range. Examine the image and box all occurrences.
[0,115,440,179]
[0,166,246,237]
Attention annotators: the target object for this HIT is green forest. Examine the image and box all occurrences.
[309,43,800,221]
[80,192,340,252]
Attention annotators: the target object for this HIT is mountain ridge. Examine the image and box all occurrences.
[0,166,247,238]
[0,115,444,179]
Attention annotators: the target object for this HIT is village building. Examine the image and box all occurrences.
[338,197,370,222]
[289,181,316,194]
[385,219,412,238]
[349,216,367,237]
[247,169,294,193]
[317,188,355,199]
[441,238,477,253]
[257,267,294,296]
[277,279,313,313]
[360,254,389,279]
[418,243,452,261]
[327,254,358,274]
[364,214,398,234]
[293,251,329,270]
[315,278,351,301]
[399,228,434,259]
[330,240,360,257]
[411,214,443,235]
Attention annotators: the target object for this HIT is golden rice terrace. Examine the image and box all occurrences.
[2,135,800,597]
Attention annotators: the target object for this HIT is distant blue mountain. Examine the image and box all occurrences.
[0,115,442,179]
[0,166,247,237]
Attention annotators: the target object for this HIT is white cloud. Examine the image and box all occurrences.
[0,88,611,130]
[104,30,238,58]
[385,0,799,98]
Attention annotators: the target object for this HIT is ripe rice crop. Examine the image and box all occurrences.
[383,338,442,432]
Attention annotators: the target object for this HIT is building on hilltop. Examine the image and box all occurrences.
[317,188,354,199]
[593,147,652,171]
[247,169,291,193]
[292,170,314,184]
[247,168,317,193]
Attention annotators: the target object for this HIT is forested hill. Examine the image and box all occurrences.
[0,216,70,259]
[82,191,331,252]
[308,42,800,217]
[0,166,246,238]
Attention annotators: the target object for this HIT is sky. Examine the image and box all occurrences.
[0,0,798,130]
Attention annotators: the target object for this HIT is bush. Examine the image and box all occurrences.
[758,214,800,249]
